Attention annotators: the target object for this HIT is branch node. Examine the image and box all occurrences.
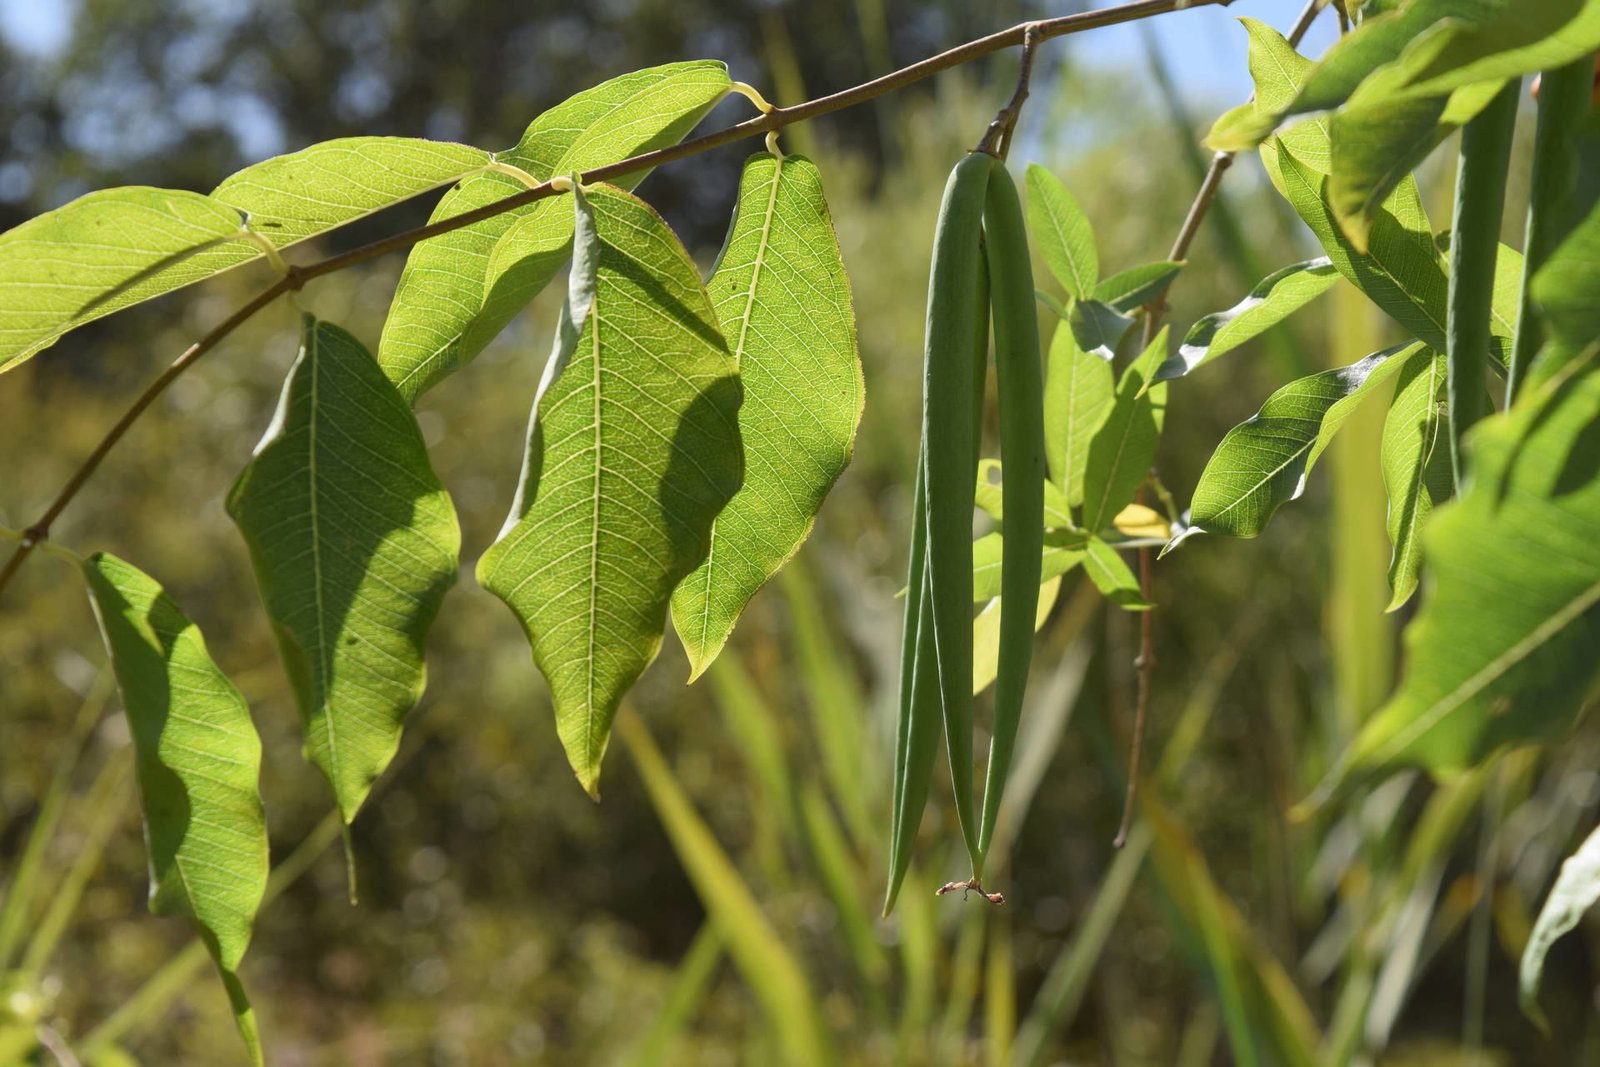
[936,878,1005,905]
[975,23,1042,159]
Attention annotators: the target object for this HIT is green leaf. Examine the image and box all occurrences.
[1094,260,1184,315]
[670,153,862,679]
[1203,18,1316,151]
[1533,198,1600,370]
[1159,258,1339,382]
[1083,538,1149,610]
[1370,0,1600,102]
[1521,822,1600,1030]
[379,61,731,402]
[1024,164,1097,300]
[0,187,245,373]
[1381,350,1452,610]
[973,576,1061,695]
[972,530,1086,601]
[227,316,460,824]
[1348,359,1600,775]
[83,553,269,1066]
[211,137,492,250]
[1176,342,1424,543]
[478,183,742,797]
[618,712,833,1066]
[1068,298,1135,362]
[1273,145,1448,346]
[1044,320,1116,508]
[974,458,1073,528]
[1081,328,1168,533]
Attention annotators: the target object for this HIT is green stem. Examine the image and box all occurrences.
[1446,81,1520,485]
[1507,58,1595,404]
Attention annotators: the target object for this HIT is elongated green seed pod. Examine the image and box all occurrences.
[922,151,994,874]
[976,163,1045,872]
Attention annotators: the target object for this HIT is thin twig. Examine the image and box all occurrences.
[976,23,1042,159]
[0,0,1234,601]
[1114,0,1324,848]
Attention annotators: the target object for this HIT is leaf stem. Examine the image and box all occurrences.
[1446,81,1520,484]
[0,0,1232,602]
[1507,59,1593,404]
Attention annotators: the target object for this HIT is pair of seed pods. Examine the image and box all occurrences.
[885,151,1045,915]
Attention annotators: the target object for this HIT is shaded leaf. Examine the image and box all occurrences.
[972,531,1085,601]
[1521,822,1600,1029]
[974,458,1072,528]
[1348,358,1600,775]
[228,317,459,824]
[670,153,862,678]
[1044,322,1115,508]
[83,553,269,1065]
[0,188,245,372]
[1177,342,1423,543]
[1159,258,1339,382]
[973,576,1061,695]
[1381,350,1452,610]
[1024,164,1097,299]
[1068,298,1135,362]
[1081,328,1168,533]
[1531,198,1600,384]
[478,184,742,796]
[1094,260,1183,315]
[379,61,731,401]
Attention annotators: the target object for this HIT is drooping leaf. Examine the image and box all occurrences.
[227,316,460,824]
[1094,260,1184,315]
[1159,258,1339,382]
[379,61,731,402]
[1521,822,1600,1029]
[1272,146,1448,350]
[1024,164,1097,300]
[972,531,1086,601]
[1347,358,1600,776]
[0,188,245,372]
[1175,342,1424,544]
[1082,538,1149,610]
[670,153,862,678]
[210,137,493,250]
[1068,298,1135,362]
[1204,18,1318,152]
[478,183,742,796]
[1081,328,1168,534]
[1381,350,1452,610]
[1044,322,1115,508]
[83,553,269,1065]
[973,576,1061,695]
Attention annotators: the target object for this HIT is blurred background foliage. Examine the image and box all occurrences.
[1,0,1598,1064]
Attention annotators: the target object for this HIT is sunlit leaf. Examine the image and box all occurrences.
[1159,258,1339,383]
[974,458,1072,528]
[1380,349,1452,611]
[670,153,862,678]
[1111,503,1170,539]
[1024,164,1097,300]
[478,184,741,796]
[0,188,245,372]
[379,61,731,401]
[1348,359,1600,775]
[1521,822,1600,1029]
[228,316,460,824]
[1083,538,1149,610]
[83,553,269,1065]
[973,576,1061,695]
[972,530,1085,601]
[1174,342,1424,545]
[1044,322,1115,509]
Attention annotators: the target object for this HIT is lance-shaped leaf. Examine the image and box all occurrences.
[1068,298,1135,362]
[1043,322,1115,508]
[1528,199,1600,387]
[670,153,862,679]
[1522,822,1600,1030]
[228,317,460,824]
[478,184,742,796]
[1347,359,1600,776]
[1159,258,1339,383]
[0,188,245,372]
[1025,164,1097,300]
[83,553,269,1065]
[974,458,1073,528]
[1273,146,1448,350]
[972,531,1086,601]
[1094,260,1183,315]
[1381,350,1452,610]
[379,61,731,402]
[1081,328,1168,534]
[974,576,1061,695]
[1174,342,1424,545]
[1083,538,1149,610]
